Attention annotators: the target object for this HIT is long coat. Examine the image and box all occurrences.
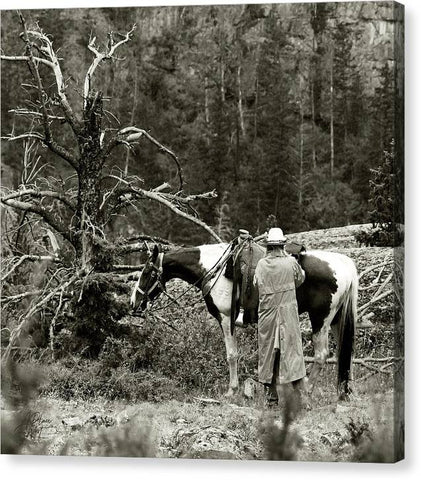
[254,251,306,385]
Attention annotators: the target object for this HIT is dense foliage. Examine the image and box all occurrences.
[1,3,403,243]
[354,140,403,246]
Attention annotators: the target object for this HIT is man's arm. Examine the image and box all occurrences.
[292,259,305,288]
[253,262,262,296]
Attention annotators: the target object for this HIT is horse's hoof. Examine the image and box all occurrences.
[224,389,237,398]
[234,320,247,328]
[338,392,352,402]
[301,397,312,411]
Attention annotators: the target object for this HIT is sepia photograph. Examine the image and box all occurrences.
[1,0,404,464]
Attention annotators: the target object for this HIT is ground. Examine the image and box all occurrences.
[1,224,400,461]
[21,382,394,461]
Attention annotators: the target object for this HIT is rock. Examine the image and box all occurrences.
[85,414,115,428]
[62,416,84,430]
[335,404,352,414]
[320,434,333,446]
[176,418,187,425]
[244,378,257,399]
[192,397,221,405]
[320,431,343,448]
[182,450,238,460]
[115,407,141,425]
[170,425,257,460]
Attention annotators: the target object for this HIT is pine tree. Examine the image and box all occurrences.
[365,140,401,246]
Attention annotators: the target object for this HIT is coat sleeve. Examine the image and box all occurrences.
[291,258,305,288]
[253,261,261,293]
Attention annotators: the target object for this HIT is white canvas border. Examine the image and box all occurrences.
[1,0,419,478]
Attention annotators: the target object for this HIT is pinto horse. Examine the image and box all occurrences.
[131,241,358,400]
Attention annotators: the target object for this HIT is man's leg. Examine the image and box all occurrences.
[292,377,310,411]
[265,350,280,407]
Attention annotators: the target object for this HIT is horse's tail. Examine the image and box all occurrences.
[337,262,358,397]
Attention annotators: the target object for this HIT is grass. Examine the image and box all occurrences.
[4,364,394,461]
[1,225,399,460]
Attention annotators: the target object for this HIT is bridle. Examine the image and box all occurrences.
[131,252,165,310]
[131,236,253,314]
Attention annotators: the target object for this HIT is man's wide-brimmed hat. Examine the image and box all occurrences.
[266,227,287,245]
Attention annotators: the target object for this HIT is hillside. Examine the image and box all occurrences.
[1,4,403,242]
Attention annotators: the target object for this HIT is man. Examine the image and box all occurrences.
[254,227,307,412]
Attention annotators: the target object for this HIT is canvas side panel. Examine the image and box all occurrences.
[392,0,404,463]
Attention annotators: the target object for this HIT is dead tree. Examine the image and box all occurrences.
[1,15,220,359]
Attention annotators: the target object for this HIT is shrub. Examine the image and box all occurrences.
[355,140,403,247]
[83,421,157,457]
[351,429,394,463]
[354,226,402,247]
[258,393,303,461]
[61,274,131,357]
[41,358,183,402]
[1,361,44,454]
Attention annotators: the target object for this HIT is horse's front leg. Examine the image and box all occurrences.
[221,314,239,397]
[308,325,330,395]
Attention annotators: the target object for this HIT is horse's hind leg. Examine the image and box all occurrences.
[331,321,354,395]
[307,324,330,395]
[221,314,239,397]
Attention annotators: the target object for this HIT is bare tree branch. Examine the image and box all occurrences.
[1,54,53,68]
[1,188,76,211]
[126,234,173,245]
[129,188,222,242]
[84,25,136,106]
[19,16,55,145]
[24,27,81,132]
[9,108,65,121]
[164,190,218,204]
[1,197,74,246]
[358,260,391,279]
[99,180,220,242]
[1,291,43,304]
[105,126,183,190]
[111,264,145,272]
[1,132,44,142]
[116,241,174,255]
[2,133,78,169]
[47,141,79,169]
[304,356,402,365]
[3,273,79,362]
[1,254,56,282]
[358,289,393,314]
[2,124,78,170]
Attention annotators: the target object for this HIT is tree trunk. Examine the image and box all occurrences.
[204,75,210,126]
[299,90,304,212]
[77,90,105,270]
[125,64,139,176]
[204,75,210,147]
[237,65,246,138]
[220,61,225,103]
[310,80,317,169]
[330,49,335,178]
[254,59,260,231]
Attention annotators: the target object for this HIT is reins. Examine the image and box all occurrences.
[139,239,245,313]
[132,252,164,301]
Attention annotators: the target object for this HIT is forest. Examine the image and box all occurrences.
[1,2,403,246]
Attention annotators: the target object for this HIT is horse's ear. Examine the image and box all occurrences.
[151,244,160,261]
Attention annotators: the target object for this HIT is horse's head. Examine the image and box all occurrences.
[131,245,165,314]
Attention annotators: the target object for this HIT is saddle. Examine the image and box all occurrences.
[227,238,306,334]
